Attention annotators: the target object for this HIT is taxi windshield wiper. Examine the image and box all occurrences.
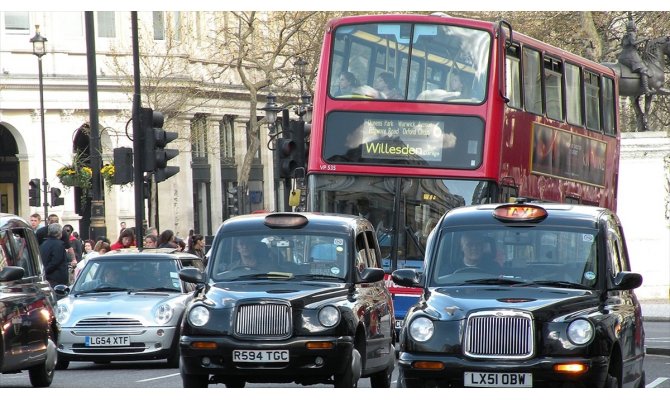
[530,280,592,290]
[464,277,528,285]
[228,272,294,281]
[292,274,346,281]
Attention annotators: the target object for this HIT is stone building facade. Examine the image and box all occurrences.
[0,11,277,242]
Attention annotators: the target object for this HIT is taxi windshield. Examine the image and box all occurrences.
[430,227,598,288]
[209,234,349,282]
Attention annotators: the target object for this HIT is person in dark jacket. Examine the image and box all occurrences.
[39,223,70,287]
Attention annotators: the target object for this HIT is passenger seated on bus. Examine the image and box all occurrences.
[417,72,464,101]
[452,232,500,274]
[334,71,359,96]
[373,72,402,99]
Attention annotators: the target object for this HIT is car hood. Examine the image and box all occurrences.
[60,292,188,325]
[426,286,599,322]
[206,281,349,308]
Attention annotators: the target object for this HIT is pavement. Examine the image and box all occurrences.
[641,298,670,322]
[641,298,670,356]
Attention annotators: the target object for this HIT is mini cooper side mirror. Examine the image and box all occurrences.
[611,271,643,291]
[391,268,421,288]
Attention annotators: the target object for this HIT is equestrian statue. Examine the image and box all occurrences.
[603,17,670,131]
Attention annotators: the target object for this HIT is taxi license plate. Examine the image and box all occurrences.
[395,319,403,329]
[85,335,130,347]
[464,372,532,387]
[232,350,289,363]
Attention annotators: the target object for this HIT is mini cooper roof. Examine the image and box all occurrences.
[88,248,201,260]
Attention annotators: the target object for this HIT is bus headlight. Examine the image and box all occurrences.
[188,306,210,327]
[318,305,340,327]
[567,319,594,345]
[409,317,434,342]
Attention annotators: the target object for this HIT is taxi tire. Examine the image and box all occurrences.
[396,369,420,388]
[604,372,619,388]
[369,344,395,388]
[28,335,56,387]
[334,348,361,388]
[181,372,209,388]
[224,379,246,388]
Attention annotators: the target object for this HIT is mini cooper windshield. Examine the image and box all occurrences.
[74,259,183,293]
[430,227,599,288]
[209,234,350,282]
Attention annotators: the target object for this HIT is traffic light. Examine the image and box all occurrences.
[277,135,297,178]
[113,147,133,185]
[140,107,180,182]
[50,187,64,206]
[29,178,41,207]
[227,187,239,216]
[289,120,308,171]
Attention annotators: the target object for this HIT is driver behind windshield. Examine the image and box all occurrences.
[453,232,500,274]
[230,239,270,270]
[101,266,124,287]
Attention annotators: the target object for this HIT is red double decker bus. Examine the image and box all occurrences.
[305,13,621,331]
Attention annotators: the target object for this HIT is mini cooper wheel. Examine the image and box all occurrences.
[334,348,361,388]
[224,379,246,388]
[55,358,70,370]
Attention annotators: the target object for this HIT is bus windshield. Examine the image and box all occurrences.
[308,175,495,270]
[329,22,491,103]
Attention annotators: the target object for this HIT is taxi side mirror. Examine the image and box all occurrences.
[179,267,206,284]
[359,267,385,283]
[391,268,421,288]
[611,271,642,291]
[0,266,25,282]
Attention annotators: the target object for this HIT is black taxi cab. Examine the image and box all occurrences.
[392,200,645,388]
[178,212,395,388]
[1,213,58,387]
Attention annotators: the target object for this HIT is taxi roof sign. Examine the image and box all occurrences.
[493,204,548,222]
[264,213,309,228]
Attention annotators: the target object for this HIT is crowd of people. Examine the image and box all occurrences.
[28,212,207,287]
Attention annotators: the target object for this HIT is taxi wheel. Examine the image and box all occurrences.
[396,369,420,388]
[369,345,394,388]
[166,346,180,368]
[224,379,246,388]
[28,334,56,387]
[181,372,209,388]
[334,348,361,388]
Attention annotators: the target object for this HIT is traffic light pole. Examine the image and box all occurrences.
[37,50,48,221]
[131,12,145,247]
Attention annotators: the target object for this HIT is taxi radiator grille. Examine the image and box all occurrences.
[75,317,143,328]
[464,310,534,359]
[234,303,291,338]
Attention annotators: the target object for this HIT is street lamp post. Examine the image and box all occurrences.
[260,93,284,211]
[30,25,49,221]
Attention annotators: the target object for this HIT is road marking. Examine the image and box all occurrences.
[136,373,180,382]
[646,377,668,388]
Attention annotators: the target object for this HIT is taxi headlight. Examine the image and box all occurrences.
[56,303,70,324]
[188,306,210,327]
[567,319,594,345]
[409,316,434,342]
[155,303,174,325]
[318,305,340,327]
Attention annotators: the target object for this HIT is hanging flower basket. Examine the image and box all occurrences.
[56,165,92,189]
[101,164,115,189]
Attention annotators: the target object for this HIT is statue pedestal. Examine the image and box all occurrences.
[618,131,670,300]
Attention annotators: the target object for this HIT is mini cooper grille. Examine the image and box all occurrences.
[235,303,291,337]
[464,310,534,359]
[75,317,143,327]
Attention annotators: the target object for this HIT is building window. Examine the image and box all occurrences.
[191,114,208,160]
[97,11,115,38]
[153,11,165,40]
[62,12,84,37]
[220,116,236,164]
[5,12,29,34]
[171,11,181,41]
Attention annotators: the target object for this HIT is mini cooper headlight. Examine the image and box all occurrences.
[155,303,174,325]
[56,303,70,324]
[567,319,594,345]
[188,306,210,327]
[409,316,434,342]
[318,305,340,327]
